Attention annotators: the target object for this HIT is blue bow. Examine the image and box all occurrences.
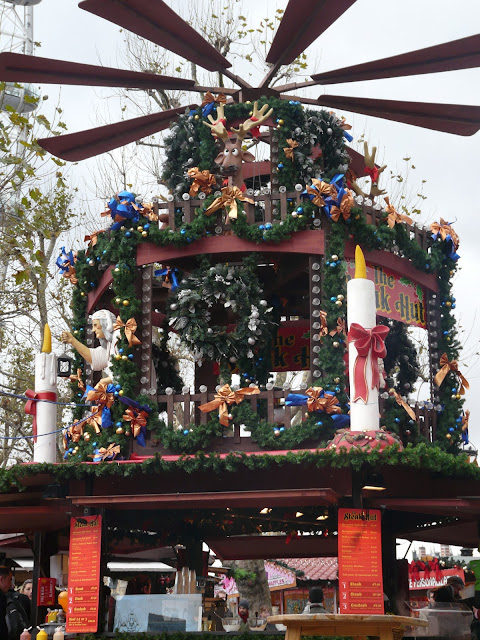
[56,246,75,274]
[154,267,179,291]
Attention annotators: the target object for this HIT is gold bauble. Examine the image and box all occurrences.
[456,394,461,400]
[137,225,143,232]
[125,431,131,436]
[84,433,91,442]
[114,267,120,272]
[119,390,124,396]
[445,301,452,307]
[337,294,344,301]
[335,300,343,307]
[80,292,86,297]
[446,433,452,439]
[332,341,340,348]
[278,119,284,125]
[194,114,200,120]
[122,355,128,360]
[116,426,124,435]
[71,450,77,455]
[142,231,148,237]
[115,354,122,360]
[115,297,121,304]
[120,226,125,231]
[122,299,130,306]
[334,377,340,383]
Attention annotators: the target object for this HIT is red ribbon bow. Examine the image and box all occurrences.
[347,323,390,402]
[24,389,57,442]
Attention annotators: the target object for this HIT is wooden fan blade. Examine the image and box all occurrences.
[0,52,196,91]
[38,105,195,161]
[317,94,480,136]
[312,34,480,84]
[262,0,356,85]
[79,0,231,73]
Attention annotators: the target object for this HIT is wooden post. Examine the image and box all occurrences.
[31,531,58,627]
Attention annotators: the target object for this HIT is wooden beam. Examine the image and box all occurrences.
[70,488,339,509]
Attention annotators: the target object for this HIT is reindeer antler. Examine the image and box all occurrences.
[231,102,274,141]
[203,103,229,143]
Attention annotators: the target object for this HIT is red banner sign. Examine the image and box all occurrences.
[338,508,384,614]
[66,515,102,634]
[346,262,426,328]
[409,567,465,591]
[271,321,310,371]
[37,577,56,606]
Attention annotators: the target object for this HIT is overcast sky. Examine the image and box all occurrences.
[3,1,480,457]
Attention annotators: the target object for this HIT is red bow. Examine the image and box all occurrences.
[347,323,390,402]
[365,166,379,184]
[24,389,57,442]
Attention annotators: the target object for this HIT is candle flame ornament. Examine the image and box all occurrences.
[347,246,389,430]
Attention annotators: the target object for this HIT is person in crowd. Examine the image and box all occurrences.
[16,580,32,619]
[0,566,30,640]
[259,604,276,632]
[237,598,249,631]
[19,581,32,601]
[302,586,327,613]
[432,585,455,603]
[446,576,465,601]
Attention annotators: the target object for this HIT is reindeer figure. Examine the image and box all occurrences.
[204,102,273,189]
[350,141,387,200]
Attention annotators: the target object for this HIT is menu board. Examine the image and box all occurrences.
[338,508,384,614]
[66,515,102,633]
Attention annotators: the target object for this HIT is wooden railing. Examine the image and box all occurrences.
[144,387,438,450]
[152,192,430,251]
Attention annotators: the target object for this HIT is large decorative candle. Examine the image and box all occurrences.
[347,246,389,430]
[33,324,58,463]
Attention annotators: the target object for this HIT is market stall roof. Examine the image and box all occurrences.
[277,557,338,582]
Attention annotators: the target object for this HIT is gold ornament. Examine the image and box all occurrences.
[333,341,340,348]
[125,430,131,436]
[114,267,120,272]
[446,433,452,439]
[337,294,344,301]
[445,301,452,307]
[116,426,124,435]
[115,354,122,360]
[119,390,124,396]
[278,119,284,125]
[334,377,340,383]
[335,300,343,307]
[120,226,125,231]
[142,231,148,237]
[194,114,200,120]
[115,297,121,304]
[123,300,130,306]
[122,355,128,361]
[331,254,338,261]
[84,433,91,442]
[80,292,86,297]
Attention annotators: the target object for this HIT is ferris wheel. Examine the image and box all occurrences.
[0,0,41,113]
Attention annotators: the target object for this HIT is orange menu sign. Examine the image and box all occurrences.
[66,515,102,633]
[338,508,384,614]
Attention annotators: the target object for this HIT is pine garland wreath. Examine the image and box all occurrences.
[167,256,275,369]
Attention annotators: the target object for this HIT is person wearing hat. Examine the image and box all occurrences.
[446,576,465,601]
[238,598,249,624]
[302,587,327,614]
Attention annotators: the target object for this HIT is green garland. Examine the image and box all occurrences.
[1,443,478,495]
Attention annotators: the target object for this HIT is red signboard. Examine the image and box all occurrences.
[409,567,465,591]
[66,515,102,634]
[271,321,310,371]
[338,508,384,614]
[346,261,426,328]
[37,577,56,606]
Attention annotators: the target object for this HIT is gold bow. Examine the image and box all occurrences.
[199,384,260,427]
[67,422,84,444]
[113,316,141,348]
[204,186,254,221]
[283,138,299,161]
[430,218,460,251]
[122,408,149,438]
[330,190,354,223]
[84,229,105,255]
[68,368,85,392]
[201,91,227,107]
[329,317,346,337]
[392,390,416,421]
[462,410,470,433]
[306,387,341,414]
[86,406,102,434]
[306,178,336,208]
[141,202,157,222]
[90,443,121,461]
[187,167,216,197]
[86,382,115,408]
[434,353,469,395]
[318,310,328,343]
[384,197,413,229]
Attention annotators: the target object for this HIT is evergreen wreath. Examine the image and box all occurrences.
[167,256,275,368]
